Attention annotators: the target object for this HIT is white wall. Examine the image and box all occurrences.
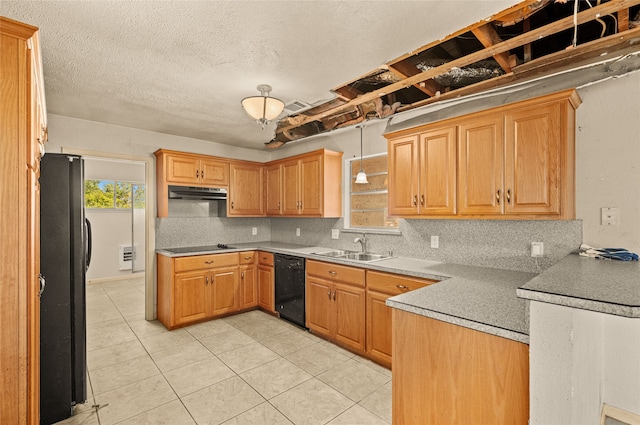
[85,209,134,281]
[575,72,640,255]
[529,301,640,425]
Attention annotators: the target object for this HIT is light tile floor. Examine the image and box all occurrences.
[55,278,392,425]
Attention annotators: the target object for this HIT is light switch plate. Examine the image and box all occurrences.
[252,227,257,236]
[296,228,301,237]
[431,235,439,249]
[331,229,340,239]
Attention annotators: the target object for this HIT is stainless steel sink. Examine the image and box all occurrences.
[314,250,392,262]
[313,250,357,257]
[343,252,390,262]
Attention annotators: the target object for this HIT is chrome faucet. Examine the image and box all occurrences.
[354,233,367,253]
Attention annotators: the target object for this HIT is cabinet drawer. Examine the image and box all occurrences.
[307,260,365,287]
[258,251,274,266]
[367,270,436,295]
[239,251,256,265]
[174,253,239,273]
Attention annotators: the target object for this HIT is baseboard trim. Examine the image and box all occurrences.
[87,272,145,284]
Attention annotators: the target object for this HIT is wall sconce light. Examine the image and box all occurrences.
[241,84,285,129]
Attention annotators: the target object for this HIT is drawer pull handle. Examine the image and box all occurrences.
[420,194,425,206]
[332,291,336,300]
[328,270,337,276]
[327,290,331,299]
[205,276,209,285]
[496,190,501,204]
[506,189,511,204]
[413,195,418,206]
[244,256,252,260]
[397,284,408,290]
[205,260,215,264]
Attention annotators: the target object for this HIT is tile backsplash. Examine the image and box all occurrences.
[157,210,582,273]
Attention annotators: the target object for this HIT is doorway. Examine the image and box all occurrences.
[62,148,155,320]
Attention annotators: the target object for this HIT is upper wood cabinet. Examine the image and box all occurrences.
[228,161,265,216]
[164,152,229,186]
[386,89,581,220]
[267,149,343,217]
[1,17,46,425]
[155,148,342,218]
[388,127,457,216]
[265,163,282,215]
[155,149,230,217]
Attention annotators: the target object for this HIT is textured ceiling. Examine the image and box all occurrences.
[0,1,516,150]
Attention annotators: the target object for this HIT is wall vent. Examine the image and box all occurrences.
[118,245,134,270]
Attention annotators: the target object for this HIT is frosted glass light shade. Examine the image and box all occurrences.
[355,169,368,184]
[241,96,285,121]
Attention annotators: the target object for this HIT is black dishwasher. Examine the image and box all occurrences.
[274,253,306,328]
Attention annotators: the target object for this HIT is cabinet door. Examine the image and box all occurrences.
[257,264,274,312]
[306,277,333,339]
[240,265,257,309]
[281,159,300,215]
[265,163,282,215]
[505,102,561,215]
[200,158,229,186]
[333,282,366,353]
[166,155,200,185]
[366,290,393,368]
[211,267,239,316]
[458,115,504,215]
[388,135,419,215]
[299,154,322,215]
[229,163,264,216]
[419,127,457,215]
[174,270,209,325]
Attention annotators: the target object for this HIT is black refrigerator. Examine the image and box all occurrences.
[40,153,91,425]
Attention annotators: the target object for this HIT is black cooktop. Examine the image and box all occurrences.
[164,244,235,254]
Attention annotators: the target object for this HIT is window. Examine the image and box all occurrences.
[345,153,399,230]
[85,179,145,209]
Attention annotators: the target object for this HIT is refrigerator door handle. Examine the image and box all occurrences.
[84,217,92,272]
[39,274,46,297]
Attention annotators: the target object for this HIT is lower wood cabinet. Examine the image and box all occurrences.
[366,271,436,368]
[157,252,241,329]
[239,251,257,309]
[306,260,366,354]
[257,251,275,313]
[392,309,529,425]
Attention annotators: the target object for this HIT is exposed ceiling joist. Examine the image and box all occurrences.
[270,0,640,148]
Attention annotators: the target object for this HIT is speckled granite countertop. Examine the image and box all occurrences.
[517,253,640,318]
[156,242,535,343]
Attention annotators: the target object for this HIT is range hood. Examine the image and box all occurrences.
[168,185,227,201]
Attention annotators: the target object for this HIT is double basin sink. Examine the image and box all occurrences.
[313,249,393,263]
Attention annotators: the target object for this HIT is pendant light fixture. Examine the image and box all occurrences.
[355,124,368,184]
[241,84,285,129]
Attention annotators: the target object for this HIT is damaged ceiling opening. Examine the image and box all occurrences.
[267,0,640,149]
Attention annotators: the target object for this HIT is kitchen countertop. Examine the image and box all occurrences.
[517,253,640,318]
[157,241,534,343]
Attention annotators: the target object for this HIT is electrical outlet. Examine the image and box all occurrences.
[531,242,544,257]
[431,235,439,249]
[331,229,340,239]
[252,227,257,236]
[601,207,620,226]
[296,228,300,237]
